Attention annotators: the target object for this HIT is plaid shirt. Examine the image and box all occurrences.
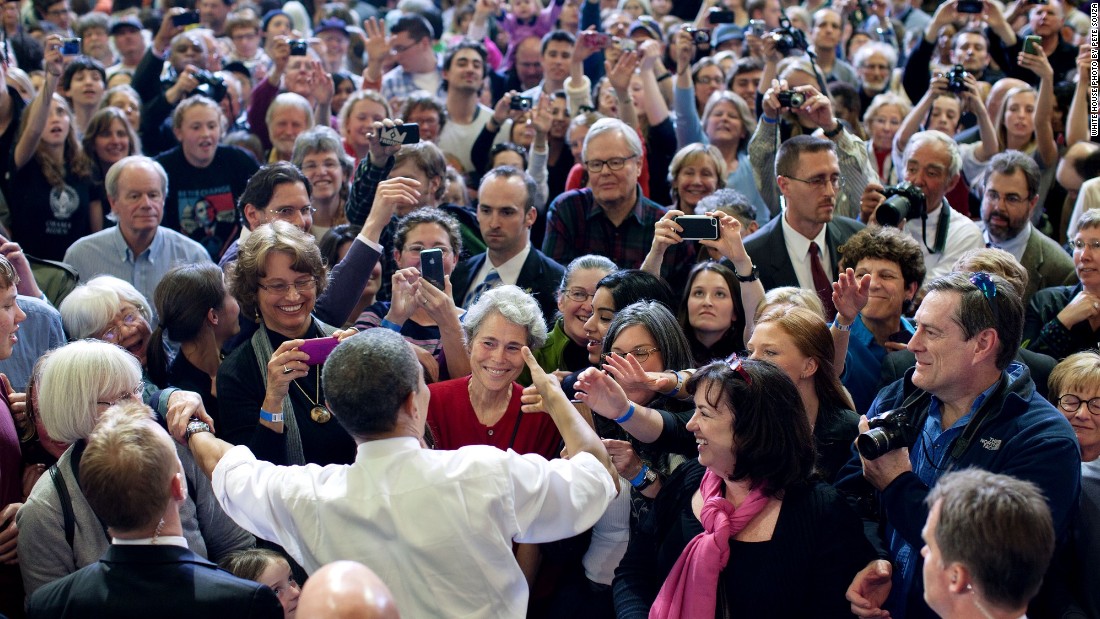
[541,187,669,271]
[380,60,446,105]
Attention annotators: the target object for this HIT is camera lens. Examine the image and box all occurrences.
[856,428,894,460]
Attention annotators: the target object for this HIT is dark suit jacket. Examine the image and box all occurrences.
[1020,227,1077,305]
[27,544,283,619]
[450,247,565,328]
[741,215,866,291]
[878,347,1058,400]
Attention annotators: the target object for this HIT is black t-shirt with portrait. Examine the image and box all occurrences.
[9,158,96,261]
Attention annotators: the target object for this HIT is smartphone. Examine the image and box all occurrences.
[299,337,341,365]
[675,215,720,241]
[581,31,610,49]
[419,248,446,290]
[288,39,309,56]
[510,96,533,111]
[707,8,736,24]
[60,38,81,55]
[1023,35,1041,55]
[171,11,200,27]
[956,0,983,13]
[378,123,420,146]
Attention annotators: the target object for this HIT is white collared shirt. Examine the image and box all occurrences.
[112,536,189,549]
[781,211,832,291]
[469,244,533,291]
[902,203,985,283]
[212,438,615,619]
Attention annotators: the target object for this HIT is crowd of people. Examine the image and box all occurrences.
[0,0,1098,616]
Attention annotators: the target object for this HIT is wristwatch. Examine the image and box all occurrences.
[734,263,759,282]
[185,418,213,442]
[635,468,660,492]
[823,118,844,138]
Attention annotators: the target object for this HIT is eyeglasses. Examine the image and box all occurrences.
[268,205,318,219]
[695,75,724,86]
[1071,239,1100,251]
[969,271,1000,323]
[300,160,341,174]
[258,276,318,295]
[402,245,453,256]
[46,4,71,16]
[584,155,638,173]
[561,287,595,303]
[99,310,142,343]
[784,174,841,190]
[983,189,1029,207]
[602,346,660,364]
[1057,394,1100,415]
[725,353,752,385]
[390,39,422,54]
[97,382,144,407]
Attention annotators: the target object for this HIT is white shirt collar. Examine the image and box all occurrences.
[780,210,829,262]
[112,536,189,549]
[478,243,532,287]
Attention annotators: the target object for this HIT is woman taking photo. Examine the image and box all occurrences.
[218,221,359,466]
[148,263,241,417]
[747,306,859,482]
[11,35,101,261]
[612,358,876,618]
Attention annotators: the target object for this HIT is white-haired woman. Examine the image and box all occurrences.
[15,340,252,596]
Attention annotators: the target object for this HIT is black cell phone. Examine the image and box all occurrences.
[956,0,983,13]
[1023,35,1041,55]
[288,39,309,56]
[510,96,533,111]
[378,123,420,146]
[171,11,200,27]
[707,8,736,24]
[675,215,719,241]
[60,38,81,55]
[419,248,446,290]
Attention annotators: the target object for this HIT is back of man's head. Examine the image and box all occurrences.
[926,469,1054,614]
[80,402,178,533]
[298,561,401,619]
[322,329,422,439]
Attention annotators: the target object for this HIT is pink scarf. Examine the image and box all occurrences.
[649,469,770,619]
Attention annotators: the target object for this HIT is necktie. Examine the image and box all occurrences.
[463,269,500,308]
[808,242,837,321]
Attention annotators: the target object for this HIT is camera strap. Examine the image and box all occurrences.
[920,200,950,255]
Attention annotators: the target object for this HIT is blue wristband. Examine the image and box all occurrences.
[667,371,683,397]
[761,114,778,124]
[259,409,284,423]
[629,465,650,487]
[380,319,403,332]
[614,402,636,424]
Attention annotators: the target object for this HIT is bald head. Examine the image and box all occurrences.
[297,562,400,619]
[985,78,1029,120]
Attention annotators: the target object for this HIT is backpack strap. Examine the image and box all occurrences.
[48,464,75,549]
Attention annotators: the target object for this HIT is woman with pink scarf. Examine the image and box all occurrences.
[612,357,876,618]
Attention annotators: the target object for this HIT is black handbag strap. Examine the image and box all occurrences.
[48,464,75,549]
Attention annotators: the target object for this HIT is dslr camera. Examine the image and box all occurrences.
[856,405,922,460]
[945,64,968,94]
[874,181,926,227]
[776,90,805,108]
[772,16,808,56]
[191,69,228,103]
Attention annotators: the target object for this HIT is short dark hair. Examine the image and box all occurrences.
[981,150,1040,198]
[605,301,695,373]
[237,162,313,229]
[393,207,463,255]
[322,329,423,437]
[927,469,1054,611]
[488,143,529,170]
[220,549,287,582]
[318,224,362,268]
[391,13,434,40]
[480,165,536,213]
[839,226,926,292]
[442,39,488,90]
[597,269,677,316]
[61,56,107,92]
[686,358,815,493]
[950,26,989,50]
[540,29,575,55]
[925,272,1023,370]
[729,56,764,83]
[775,134,835,179]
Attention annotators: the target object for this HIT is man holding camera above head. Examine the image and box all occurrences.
[836,271,1080,619]
[862,130,984,285]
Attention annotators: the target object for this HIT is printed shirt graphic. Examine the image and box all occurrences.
[177,187,238,260]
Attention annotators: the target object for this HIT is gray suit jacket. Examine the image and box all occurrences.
[1021,227,1076,306]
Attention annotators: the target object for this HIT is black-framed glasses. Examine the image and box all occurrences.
[1058,394,1100,416]
[584,155,638,174]
[725,353,752,385]
[783,174,841,190]
[601,346,660,364]
[561,287,596,303]
[258,276,318,295]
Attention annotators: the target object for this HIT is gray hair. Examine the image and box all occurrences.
[981,150,1040,198]
[104,155,169,203]
[59,275,153,340]
[37,340,143,444]
[266,92,315,130]
[903,130,962,180]
[463,285,548,350]
[291,125,354,174]
[602,301,694,372]
[582,117,643,161]
[559,255,617,292]
[479,166,537,213]
[322,329,423,438]
[853,41,898,70]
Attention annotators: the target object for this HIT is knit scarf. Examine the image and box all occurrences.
[649,470,770,619]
